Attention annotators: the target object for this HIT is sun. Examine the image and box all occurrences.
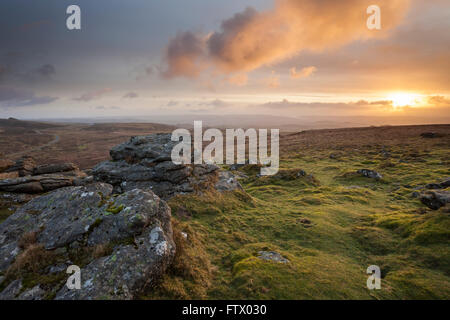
[388,93,420,108]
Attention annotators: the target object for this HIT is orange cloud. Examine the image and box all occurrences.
[290,66,317,79]
[265,71,280,88]
[163,0,411,78]
[227,73,248,86]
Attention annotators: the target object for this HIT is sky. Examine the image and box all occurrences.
[0,0,449,124]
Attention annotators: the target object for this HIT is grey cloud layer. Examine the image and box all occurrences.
[0,86,58,107]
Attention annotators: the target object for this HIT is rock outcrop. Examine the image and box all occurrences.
[0,159,14,173]
[420,190,450,210]
[92,133,241,199]
[425,178,450,190]
[33,163,79,176]
[0,133,244,300]
[0,183,175,300]
[413,178,450,210]
[0,158,87,194]
[5,157,36,177]
[0,172,87,194]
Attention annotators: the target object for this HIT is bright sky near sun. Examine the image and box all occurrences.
[0,0,449,123]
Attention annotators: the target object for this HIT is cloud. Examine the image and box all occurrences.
[290,66,317,79]
[20,64,57,83]
[261,99,397,110]
[73,88,111,102]
[166,100,179,107]
[256,95,450,118]
[427,95,450,106]
[123,91,138,99]
[0,54,56,84]
[163,0,411,78]
[35,64,56,77]
[162,31,206,78]
[0,86,58,107]
[202,99,230,108]
[17,20,51,32]
[135,66,154,81]
[163,99,231,111]
[94,106,120,110]
[0,65,7,76]
[227,73,248,86]
[265,71,280,88]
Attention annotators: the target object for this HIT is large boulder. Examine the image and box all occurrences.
[92,133,241,199]
[0,183,175,300]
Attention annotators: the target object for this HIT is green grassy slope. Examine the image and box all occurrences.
[149,135,450,300]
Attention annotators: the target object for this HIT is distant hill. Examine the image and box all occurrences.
[0,118,63,130]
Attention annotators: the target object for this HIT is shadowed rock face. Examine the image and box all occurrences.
[92,133,241,199]
[0,183,175,300]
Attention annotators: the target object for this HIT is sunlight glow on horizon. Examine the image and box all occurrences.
[388,93,422,108]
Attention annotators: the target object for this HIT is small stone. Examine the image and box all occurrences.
[257,251,289,264]
[357,169,382,180]
[298,218,312,228]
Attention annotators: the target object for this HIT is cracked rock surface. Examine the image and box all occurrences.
[0,183,175,300]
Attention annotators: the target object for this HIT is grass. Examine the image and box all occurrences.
[1,124,448,299]
[149,129,450,300]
